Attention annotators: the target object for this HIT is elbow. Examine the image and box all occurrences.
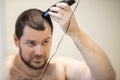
[105,69,116,80]
[94,68,116,80]
[110,69,116,80]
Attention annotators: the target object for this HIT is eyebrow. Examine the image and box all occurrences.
[43,37,51,40]
[26,37,51,42]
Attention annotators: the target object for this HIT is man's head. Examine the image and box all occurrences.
[14,9,53,70]
[15,9,53,40]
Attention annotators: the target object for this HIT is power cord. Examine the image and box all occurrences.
[39,0,80,79]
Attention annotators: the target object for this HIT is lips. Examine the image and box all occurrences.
[31,55,46,65]
[32,58,44,64]
[32,58,42,62]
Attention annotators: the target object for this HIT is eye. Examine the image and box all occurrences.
[26,41,36,47]
[42,40,50,46]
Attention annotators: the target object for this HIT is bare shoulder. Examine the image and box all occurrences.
[5,54,17,76]
[51,56,88,73]
[52,56,92,80]
[5,54,17,66]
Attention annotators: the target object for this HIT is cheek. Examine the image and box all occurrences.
[21,46,34,58]
[44,46,51,57]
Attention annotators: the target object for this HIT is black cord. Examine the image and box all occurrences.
[39,0,80,79]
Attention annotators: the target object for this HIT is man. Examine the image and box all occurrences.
[5,3,116,80]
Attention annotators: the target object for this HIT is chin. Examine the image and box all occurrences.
[30,60,47,70]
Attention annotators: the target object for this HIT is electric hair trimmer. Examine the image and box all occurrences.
[42,0,76,17]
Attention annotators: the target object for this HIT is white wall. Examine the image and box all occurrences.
[0,0,5,79]
[4,0,120,80]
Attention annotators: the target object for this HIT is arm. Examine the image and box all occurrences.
[48,3,116,80]
[68,27,116,80]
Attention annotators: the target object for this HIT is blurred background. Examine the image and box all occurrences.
[0,0,5,79]
[0,0,120,80]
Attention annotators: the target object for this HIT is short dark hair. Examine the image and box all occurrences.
[15,8,53,40]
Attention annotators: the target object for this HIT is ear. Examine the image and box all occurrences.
[13,34,20,47]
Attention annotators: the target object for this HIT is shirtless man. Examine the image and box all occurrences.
[5,3,116,80]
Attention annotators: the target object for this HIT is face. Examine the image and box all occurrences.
[14,23,52,70]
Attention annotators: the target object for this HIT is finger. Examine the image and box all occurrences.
[56,3,70,10]
[48,11,62,20]
[49,6,65,15]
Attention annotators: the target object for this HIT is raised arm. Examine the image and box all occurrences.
[48,3,116,80]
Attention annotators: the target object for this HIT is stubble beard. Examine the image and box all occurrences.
[19,47,48,70]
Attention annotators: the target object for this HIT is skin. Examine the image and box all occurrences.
[5,3,116,80]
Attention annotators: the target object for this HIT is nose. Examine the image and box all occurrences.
[34,44,43,55]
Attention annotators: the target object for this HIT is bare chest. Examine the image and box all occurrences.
[8,65,66,80]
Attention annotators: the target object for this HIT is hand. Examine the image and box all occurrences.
[48,3,79,36]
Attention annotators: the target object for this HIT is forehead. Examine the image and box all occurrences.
[21,23,52,41]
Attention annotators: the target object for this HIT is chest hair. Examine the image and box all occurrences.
[9,66,59,80]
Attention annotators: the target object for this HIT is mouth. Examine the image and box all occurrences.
[32,57,45,65]
[29,56,47,70]
[31,58,47,69]
[32,58,42,63]
[32,55,43,60]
